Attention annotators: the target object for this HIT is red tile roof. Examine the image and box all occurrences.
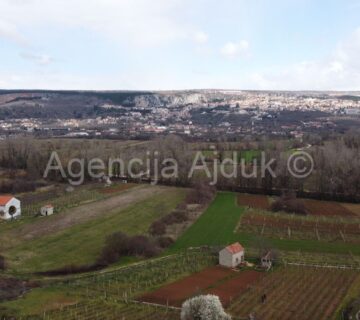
[0,195,14,206]
[225,242,244,254]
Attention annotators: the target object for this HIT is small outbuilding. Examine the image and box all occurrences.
[40,204,54,216]
[0,195,21,220]
[261,251,274,270]
[219,242,245,268]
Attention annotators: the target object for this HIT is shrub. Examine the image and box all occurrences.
[98,232,161,265]
[271,191,307,215]
[157,236,174,248]
[149,210,189,236]
[97,231,130,265]
[0,179,37,193]
[0,255,5,270]
[186,181,216,204]
[181,295,231,320]
[127,235,160,258]
[149,221,167,236]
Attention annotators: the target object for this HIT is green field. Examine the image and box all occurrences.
[171,192,244,249]
[171,192,360,257]
[4,188,186,274]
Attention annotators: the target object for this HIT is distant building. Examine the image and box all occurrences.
[219,242,245,268]
[0,196,21,220]
[40,204,54,216]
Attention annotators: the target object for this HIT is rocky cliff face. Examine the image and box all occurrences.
[0,89,235,119]
[129,92,207,108]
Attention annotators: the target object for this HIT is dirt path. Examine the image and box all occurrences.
[10,185,167,243]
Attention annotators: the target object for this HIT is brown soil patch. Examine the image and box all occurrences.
[238,194,269,210]
[340,203,360,218]
[302,199,356,217]
[206,270,264,307]
[98,183,137,194]
[139,266,262,308]
[139,266,234,307]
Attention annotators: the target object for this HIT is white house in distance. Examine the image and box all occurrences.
[219,242,245,268]
[40,204,54,216]
[0,195,21,220]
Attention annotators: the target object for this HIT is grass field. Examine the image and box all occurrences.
[4,187,186,273]
[171,192,360,257]
[171,192,244,250]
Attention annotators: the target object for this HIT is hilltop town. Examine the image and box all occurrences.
[1,90,360,140]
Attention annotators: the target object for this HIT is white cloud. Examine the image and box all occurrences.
[193,31,209,44]
[220,40,249,59]
[20,52,53,65]
[0,20,27,46]
[248,27,360,90]
[0,0,197,47]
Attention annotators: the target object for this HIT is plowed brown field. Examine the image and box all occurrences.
[237,194,270,210]
[139,266,263,307]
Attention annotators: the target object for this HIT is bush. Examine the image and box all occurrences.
[98,232,161,265]
[127,235,161,258]
[149,221,167,236]
[271,191,307,215]
[97,231,130,265]
[186,181,216,204]
[157,236,174,249]
[181,295,231,320]
[0,255,5,270]
[0,179,37,193]
[149,210,189,236]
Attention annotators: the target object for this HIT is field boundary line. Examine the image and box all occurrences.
[128,299,181,310]
[286,262,360,270]
[46,249,211,283]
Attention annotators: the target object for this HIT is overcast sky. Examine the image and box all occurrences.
[1,0,360,91]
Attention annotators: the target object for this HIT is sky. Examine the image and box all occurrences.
[0,0,360,91]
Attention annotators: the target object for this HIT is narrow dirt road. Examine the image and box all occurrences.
[10,185,168,243]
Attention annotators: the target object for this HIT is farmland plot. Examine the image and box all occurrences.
[139,266,263,308]
[238,211,360,243]
[302,199,356,217]
[228,266,359,320]
[45,300,180,320]
[237,194,270,210]
[0,250,217,318]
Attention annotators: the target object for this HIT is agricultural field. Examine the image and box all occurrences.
[0,250,216,318]
[171,192,360,257]
[170,192,244,250]
[19,182,138,216]
[2,187,360,319]
[1,186,186,273]
[237,193,270,210]
[238,210,360,243]
[302,198,356,217]
[236,192,358,218]
[44,300,181,320]
[228,266,360,320]
[139,266,263,307]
